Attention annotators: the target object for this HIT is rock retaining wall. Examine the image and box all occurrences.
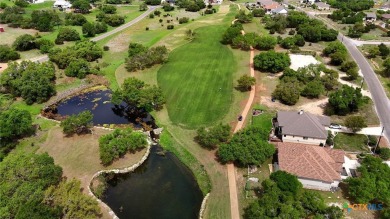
[198,193,210,219]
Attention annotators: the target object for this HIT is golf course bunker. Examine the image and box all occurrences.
[102,145,204,219]
[289,54,320,71]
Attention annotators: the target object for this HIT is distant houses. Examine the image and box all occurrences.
[314,2,330,10]
[53,0,72,9]
[254,0,288,15]
[364,12,377,23]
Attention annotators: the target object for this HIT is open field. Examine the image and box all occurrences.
[158,25,236,128]
[334,133,370,152]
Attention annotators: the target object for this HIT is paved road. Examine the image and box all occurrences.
[30,6,158,63]
[296,6,390,144]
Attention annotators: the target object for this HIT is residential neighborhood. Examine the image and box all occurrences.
[0,0,390,218]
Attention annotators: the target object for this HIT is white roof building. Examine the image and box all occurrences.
[53,0,72,8]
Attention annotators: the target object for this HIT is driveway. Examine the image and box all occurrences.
[327,126,383,136]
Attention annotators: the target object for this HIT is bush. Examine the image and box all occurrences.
[270,171,302,195]
[154,10,161,16]
[35,38,54,54]
[301,80,324,98]
[14,0,28,7]
[252,8,265,17]
[0,2,7,9]
[100,5,117,14]
[237,75,256,91]
[65,59,91,78]
[167,24,174,29]
[162,3,174,11]
[253,51,290,73]
[95,22,108,34]
[149,14,155,18]
[65,13,87,26]
[256,36,277,50]
[288,29,295,35]
[128,42,147,57]
[196,124,231,149]
[0,45,20,62]
[272,78,302,105]
[103,46,109,51]
[125,46,168,72]
[345,115,367,132]
[145,27,149,30]
[82,22,96,37]
[178,17,189,24]
[104,15,125,27]
[204,9,213,14]
[378,148,390,160]
[56,27,81,43]
[60,111,93,135]
[99,128,148,165]
[12,34,36,51]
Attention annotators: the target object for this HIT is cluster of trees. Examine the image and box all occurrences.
[0,152,101,218]
[0,7,61,31]
[280,34,305,49]
[345,156,390,218]
[252,8,265,17]
[273,65,339,105]
[329,10,366,24]
[196,124,231,149]
[323,41,348,66]
[99,128,148,165]
[327,0,374,12]
[65,13,87,26]
[96,10,125,27]
[218,126,275,166]
[12,34,54,54]
[55,27,81,44]
[60,111,93,135]
[340,61,359,80]
[237,75,256,91]
[70,0,92,13]
[348,22,376,38]
[49,40,102,73]
[0,45,20,62]
[253,51,291,73]
[264,11,338,42]
[112,77,166,112]
[328,85,368,115]
[0,108,32,160]
[0,61,56,104]
[125,43,169,72]
[344,115,367,132]
[82,21,108,37]
[235,10,253,23]
[244,171,343,219]
[175,0,206,12]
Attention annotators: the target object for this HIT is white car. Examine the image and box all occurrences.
[329,123,342,129]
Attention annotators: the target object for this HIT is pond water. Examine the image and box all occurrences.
[102,146,204,219]
[54,89,154,127]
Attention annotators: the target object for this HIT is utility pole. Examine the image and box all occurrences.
[374,127,385,153]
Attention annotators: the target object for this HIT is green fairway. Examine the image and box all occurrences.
[157,25,236,128]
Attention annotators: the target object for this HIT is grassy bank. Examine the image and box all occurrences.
[160,130,211,195]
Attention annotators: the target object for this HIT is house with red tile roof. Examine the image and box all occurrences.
[276,142,345,191]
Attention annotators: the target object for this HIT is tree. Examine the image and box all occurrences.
[139,2,148,11]
[344,115,367,132]
[367,46,380,58]
[44,179,101,218]
[72,0,91,13]
[270,171,302,195]
[255,36,277,50]
[103,14,125,27]
[95,22,108,34]
[0,153,62,218]
[221,26,242,45]
[65,13,87,26]
[235,10,253,23]
[346,68,359,80]
[237,75,256,91]
[301,80,324,98]
[378,43,390,57]
[99,128,148,165]
[346,156,390,204]
[12,34,36,51]
[30,10,61,32]
[112,77,165,112]
[280,36,297,49]
[383,57,390,77]
[218,126,275,165]
[128,42,147,57]
[272,77,302,105]
[65,59,91,78]
[323,41,347,56]
[328,85,366,115]
[15,0,29,7]
[35,38,54,54]
[60,111,93,135]
[100,5,117,14]
[378,148,390,160]
[252,8,265,17]
[340,61,358,72]
[82,22,96,37]
[56,27,80,44]
[0,61,56,104]
[330,51,347,65]
[0,45,20,62]
[196,124,231,149]
[125,46,169,72]
[253,51,290,73]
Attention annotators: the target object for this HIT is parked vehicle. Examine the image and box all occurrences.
[329,123,342,129]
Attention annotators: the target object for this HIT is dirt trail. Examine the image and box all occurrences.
[227,9,255,217]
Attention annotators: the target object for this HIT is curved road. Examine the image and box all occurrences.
[30,6,158,63]
[299,7,390,143]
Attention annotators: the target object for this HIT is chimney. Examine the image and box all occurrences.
[298,110,304,115]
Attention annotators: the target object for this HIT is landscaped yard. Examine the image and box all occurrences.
[333,133,370,152]
[157,25,236,128]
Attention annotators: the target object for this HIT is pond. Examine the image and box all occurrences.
[102,146,204,219]
[53,89,155,127]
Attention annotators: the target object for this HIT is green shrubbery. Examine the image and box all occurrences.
[55,27,81,44]
[196,124,231,149]
[60,111,93,135]
[125,45,169,72]
[99,128,148,165]
[0,45,20,62]
[253,51,291,73]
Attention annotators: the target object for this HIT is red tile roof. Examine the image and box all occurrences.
[277,142,345,183]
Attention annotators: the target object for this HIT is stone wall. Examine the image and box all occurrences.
[198,193,210,219]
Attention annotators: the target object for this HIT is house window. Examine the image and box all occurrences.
[303,137,308,140]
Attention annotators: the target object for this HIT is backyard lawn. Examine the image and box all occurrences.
[333,133,370,152]
[157,25,236,128]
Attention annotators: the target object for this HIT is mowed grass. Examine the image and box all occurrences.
[157,25,236,128]
[333,133,370,152]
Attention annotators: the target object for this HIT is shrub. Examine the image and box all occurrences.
[178,17,189,24]
[345,115,367,132]
[154,10,161,16]
[378,148,390,160]
[237,75,256,91]
[196,124,231,149]
[104,15,125,27]
[256,36,277,50]
[100,5,117,14]
[145,27,149,30]
[14,0,28,7]
[125,46,169,72]
[0,2,7,9]
[162,3,174,11]
[0,45,20,62]
[82,22,96,37]
[65,59,91,78]
[253,51,290,73]
[167,24,174,29]
[149,14,155,18]
[95,22,108,34]
[65,13,87,26]
[12,34,36,51]
[103,46,109,51]
[252,8,265,17]
[60,111,93,135]
[56,27,81,43]
[35,38,54,54]
[128,42,147,57]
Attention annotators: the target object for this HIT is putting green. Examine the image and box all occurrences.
[157,25,236,128]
